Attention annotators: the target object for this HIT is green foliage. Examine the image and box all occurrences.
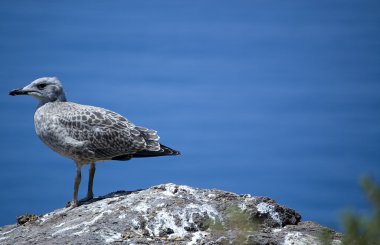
[207,205,258,244]
[342,176,380,245]
[319,227,334,245]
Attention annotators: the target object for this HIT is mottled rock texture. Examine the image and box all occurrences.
[0,184,342,244]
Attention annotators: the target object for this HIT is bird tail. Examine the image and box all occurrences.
[112,144,180,161]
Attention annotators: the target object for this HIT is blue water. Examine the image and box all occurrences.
[0,1,379,231]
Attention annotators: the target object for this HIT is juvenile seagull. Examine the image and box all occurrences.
[9,77,180,208]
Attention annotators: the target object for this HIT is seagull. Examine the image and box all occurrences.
[9,77,180,208]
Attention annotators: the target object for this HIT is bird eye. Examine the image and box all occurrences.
[37,83,47,90]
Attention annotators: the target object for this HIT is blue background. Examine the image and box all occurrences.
[0,1,379,231]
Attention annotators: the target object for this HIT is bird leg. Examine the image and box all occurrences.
[76,162,96,204]
[68,164,82,208]
[84,162,96,201]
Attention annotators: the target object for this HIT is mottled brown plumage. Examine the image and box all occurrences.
[10,77,180,208]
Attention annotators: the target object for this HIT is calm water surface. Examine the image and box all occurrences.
[0,1,379,230]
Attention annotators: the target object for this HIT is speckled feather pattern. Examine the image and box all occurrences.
[34,101,160,164]
[10,77,179,207]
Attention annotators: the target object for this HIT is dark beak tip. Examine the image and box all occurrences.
[9,90,18,96]
[9,89,23,96]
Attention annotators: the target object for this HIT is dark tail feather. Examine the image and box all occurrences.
[112,144,180,161]
[133,144,181,158]
[160,144,181,156]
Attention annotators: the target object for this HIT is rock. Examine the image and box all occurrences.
[0,183,342,244]
[16,214,39,226]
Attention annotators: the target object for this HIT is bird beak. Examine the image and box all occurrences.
[9,86,37,96]
[9,88,28,96]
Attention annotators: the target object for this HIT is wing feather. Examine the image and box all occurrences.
[55,103,159,160]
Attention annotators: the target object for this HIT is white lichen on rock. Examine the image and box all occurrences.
[0,184,341,245]
[284,231,318,245]
[257,202,282,225]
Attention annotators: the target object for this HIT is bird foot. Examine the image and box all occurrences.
[79,195,94,203]
[65,194,93,209]
[65,200,79,209]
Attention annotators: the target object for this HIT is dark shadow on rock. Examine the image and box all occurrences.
[68,189,146,207]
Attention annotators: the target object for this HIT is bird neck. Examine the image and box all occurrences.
[58,92,67,102]
[37,93,67,108]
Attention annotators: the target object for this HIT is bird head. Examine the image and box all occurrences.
[9,77,67,104]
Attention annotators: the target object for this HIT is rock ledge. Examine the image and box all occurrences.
[0,183,342,244]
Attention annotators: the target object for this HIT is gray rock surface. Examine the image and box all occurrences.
[0,184,342,244]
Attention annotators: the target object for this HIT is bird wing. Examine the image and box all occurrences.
[55,102,160,159]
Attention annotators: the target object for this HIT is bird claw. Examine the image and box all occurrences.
[65,195,93,209]
[79,195,93,203]
[65,200,79,209]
